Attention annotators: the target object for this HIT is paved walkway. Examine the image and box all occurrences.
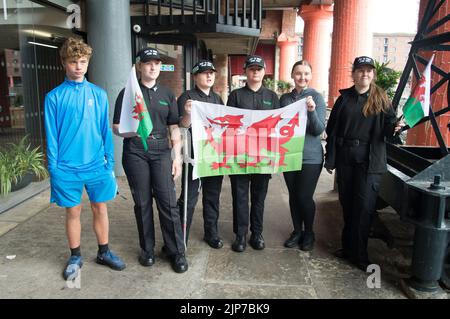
[0,170,444,299]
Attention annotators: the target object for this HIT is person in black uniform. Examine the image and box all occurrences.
[324,56,402,271]
[113,48,187,273]
[177,60,225,249]
[227,55,280,252]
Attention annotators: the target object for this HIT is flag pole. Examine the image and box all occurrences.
[182,128,190,251]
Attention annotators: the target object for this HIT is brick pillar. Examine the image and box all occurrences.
[275,9,299,84]
[299,5,333,98]
[328,0,374,106]
[214,54,229,104]
[277,33,298,83]
[406,0,450,146]
[281,9,297,38]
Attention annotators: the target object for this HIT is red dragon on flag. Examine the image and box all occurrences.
[191,100,307,179]
[132,93,147,120]
[204,113,299,169]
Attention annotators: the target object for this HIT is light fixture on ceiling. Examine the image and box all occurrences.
[23,29,53,38]
[3,0,7,20]
[28,41,58,49]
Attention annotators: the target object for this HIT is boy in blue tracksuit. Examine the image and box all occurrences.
[44,38,126,280]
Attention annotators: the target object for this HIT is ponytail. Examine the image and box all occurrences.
[363,83,391,117]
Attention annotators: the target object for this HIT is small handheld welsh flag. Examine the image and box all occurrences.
[119,65,153,150]
[402,55,434,127]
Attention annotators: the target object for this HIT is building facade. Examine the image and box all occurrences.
[373,33,415,71]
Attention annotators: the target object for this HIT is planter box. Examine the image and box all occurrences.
[10,171,34,192]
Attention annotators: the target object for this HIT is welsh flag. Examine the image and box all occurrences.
[119,65,153,151]
[402,55,434,127]
[191,99,307,179]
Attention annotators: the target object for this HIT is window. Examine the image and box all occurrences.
[298,37,303,60]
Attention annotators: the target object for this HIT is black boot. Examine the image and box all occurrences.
[231,235,246,252]
[284,231,303,248]
[300,231,315,251]
[249,233,265,250]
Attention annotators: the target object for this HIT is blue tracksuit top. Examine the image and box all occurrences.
[44,78,114,175]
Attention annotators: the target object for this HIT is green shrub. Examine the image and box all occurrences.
[0,136,48,196]
[375,60,402,99]
[276,80,293,94]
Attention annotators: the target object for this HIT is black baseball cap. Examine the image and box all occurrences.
[192,60,216,74]
[353,56,375,69]
[243,55,265,69]
[136,47,162,63]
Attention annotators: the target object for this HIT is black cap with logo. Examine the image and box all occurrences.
[136,48,162,63]
[243,55,265,69]
[353,56,375,69]
[192,60,217,74]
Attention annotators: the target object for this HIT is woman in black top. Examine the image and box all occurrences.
[324,56,401,271]
[226,55,280,253]
[177,60,225,249]
[113,48,187,274]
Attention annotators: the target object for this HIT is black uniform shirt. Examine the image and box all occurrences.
[336,87,375,142]
[178,86,224,118]
[178,86,224,153]
[113,82,179,136]
[227,84,280,110]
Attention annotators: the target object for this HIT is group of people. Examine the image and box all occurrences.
[45,37,401,281]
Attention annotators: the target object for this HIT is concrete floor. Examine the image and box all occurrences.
[0,170,447,299]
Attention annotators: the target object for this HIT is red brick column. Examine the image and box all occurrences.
[299,5,333,98]
[406,0,450,146]
[277,33,298,83]
[328,0,374,106]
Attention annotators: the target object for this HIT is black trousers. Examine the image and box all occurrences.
[230,174,271,236]
[177,164,223,242]
[283,163,323,233]
[122,137,184,256]
[335,144,381,264]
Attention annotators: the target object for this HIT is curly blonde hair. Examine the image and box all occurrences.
[60,37,92,62]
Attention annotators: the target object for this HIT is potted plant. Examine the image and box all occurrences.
[0,136,48,196]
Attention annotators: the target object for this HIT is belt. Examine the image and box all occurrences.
[147,132,167,140]
[129,132,167,141]
[337,137,369,147]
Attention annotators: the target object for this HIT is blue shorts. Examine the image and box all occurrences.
[50,167,117,208]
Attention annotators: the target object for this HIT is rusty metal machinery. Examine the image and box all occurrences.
[378,0,450,298]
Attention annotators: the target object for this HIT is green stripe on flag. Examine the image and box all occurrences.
[195,136,305,177]
[403,96,424,127]
[137,111,153,151]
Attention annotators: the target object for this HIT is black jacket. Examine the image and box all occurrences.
[324,86,397,174]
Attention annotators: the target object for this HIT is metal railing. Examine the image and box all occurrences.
[131,0,261,30]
